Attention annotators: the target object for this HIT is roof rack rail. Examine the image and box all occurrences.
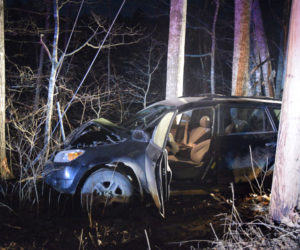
[180,93,225,98]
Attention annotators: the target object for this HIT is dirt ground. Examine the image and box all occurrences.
[0,183,298,250]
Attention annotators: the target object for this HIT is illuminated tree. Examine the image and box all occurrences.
[0,0,13,179]
[232,0,251,96]
[270,0,300,226]
[210,0,220,94]
[166,0,187,100]
[252,0,274,97]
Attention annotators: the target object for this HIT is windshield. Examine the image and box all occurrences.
[122,105,173,130]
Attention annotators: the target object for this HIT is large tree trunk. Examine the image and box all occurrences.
[270,0,300,226]
[232,0,251,96]
[0,0,13,179]
[252,0,274,97]
[166,0,187,100]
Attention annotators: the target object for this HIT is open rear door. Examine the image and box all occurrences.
[145,111,176,217]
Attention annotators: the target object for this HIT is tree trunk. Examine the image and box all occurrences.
[232,0,251,96]
[252,0,274,97]
[270,0,300,226]
[44,0,59,152]
[210,0,219,95]
[0,0,13,179]
[166,0,187,100]
[34,0,50,111]
[275,1,291,99]
[275,32,284,99]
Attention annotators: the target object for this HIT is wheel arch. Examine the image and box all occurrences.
[75,162,144,201]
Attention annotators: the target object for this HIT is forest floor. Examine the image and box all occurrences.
[0,182,299,249]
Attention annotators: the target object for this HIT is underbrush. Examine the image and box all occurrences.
[212,195,300,249]
[168,185,300,250]
[4,84,126,205]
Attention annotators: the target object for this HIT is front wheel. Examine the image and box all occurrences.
[80,168,133,210]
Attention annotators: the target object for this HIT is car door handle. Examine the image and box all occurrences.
[265,142,276,148]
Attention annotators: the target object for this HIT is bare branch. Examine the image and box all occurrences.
[39,34,51,60]
[65,29,98,56]
[86,37,144,49]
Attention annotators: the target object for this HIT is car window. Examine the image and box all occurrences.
[170,108,213,143]
[222,106,274,134]
[269,107,281,129]
[122,105,172,130]
[153,112,175,149]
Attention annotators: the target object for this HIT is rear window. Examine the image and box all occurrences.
[221,106,274,134]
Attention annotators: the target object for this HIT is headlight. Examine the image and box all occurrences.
[54,150,85,163]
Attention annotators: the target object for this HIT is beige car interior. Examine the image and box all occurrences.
[168,114,211,165]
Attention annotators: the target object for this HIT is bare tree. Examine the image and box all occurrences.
[275,1,291,99]
[34,0,50,111]
[42,0,138,154]
[275,32,285,99]
[166,0,187,100]
[232,0,251,96]
[252,0,274,97]
[0,0,13,179]
[43,0,60,154]
[121,39,166,108]
[270,0,300,227]
[210,0,219,95]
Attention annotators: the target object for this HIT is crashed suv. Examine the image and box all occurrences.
[44,95,281,216]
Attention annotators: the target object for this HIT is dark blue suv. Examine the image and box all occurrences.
[44,95,281,216]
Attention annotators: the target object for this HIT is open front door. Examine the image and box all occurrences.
[145,111,176,217]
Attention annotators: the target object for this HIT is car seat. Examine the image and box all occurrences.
[189,116,211,163]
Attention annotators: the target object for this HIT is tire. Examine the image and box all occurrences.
[80,168,133,210]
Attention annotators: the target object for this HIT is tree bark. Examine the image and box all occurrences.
[34,0,50,111]
[275,1,291,99]
[44,0,59,152]
[210,0,219,95]
[275,32,284,99]
[0,0,13,179]
[270,0,300,226]
[232,0,251,96]
[166,0,187,100]
[252,0,274,97]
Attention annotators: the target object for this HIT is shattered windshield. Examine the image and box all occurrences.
[122,105,173,130]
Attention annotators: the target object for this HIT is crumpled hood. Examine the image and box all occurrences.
[64,118,127,149]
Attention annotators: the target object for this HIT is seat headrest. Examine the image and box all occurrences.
[200,116,211,128]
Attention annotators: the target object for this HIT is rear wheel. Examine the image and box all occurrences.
[80,168,133,210]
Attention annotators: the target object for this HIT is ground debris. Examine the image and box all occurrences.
[0,192,299,249]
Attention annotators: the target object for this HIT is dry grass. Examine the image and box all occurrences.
[212,186,300,249]
[168,184,300,249]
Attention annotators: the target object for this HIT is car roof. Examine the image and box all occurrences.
[148,95,282,110]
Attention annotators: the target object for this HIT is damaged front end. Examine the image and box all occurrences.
[44,118,128,194]
[43,115,172,215]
